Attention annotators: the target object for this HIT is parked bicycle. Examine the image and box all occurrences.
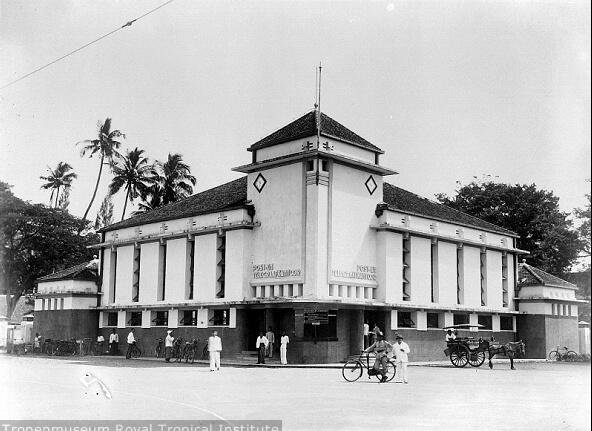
[548,346,578,362]
[180,339,200,364]
[342,351,396,383]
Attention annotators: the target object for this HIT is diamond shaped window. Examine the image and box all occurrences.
[365,176,377,195]
[253,173,267,193]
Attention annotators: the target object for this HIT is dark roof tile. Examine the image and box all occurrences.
[102,176,249,232]
[518,264,577,289]
[37,260,99,282]
[249,111,383,153]
[382,182,517,236]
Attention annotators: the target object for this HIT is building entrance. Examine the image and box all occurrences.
[364,309,387,345]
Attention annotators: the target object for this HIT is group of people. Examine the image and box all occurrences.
[255,327,290,365]
[363,323,411,384]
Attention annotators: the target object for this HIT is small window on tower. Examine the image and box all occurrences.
[306,160,314,171]
[321,160,329,172]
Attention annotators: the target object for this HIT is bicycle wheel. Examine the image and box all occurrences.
[342,360,363,382]
[187,349,195,364]
[566,351,578,362]
[202,345,209,360]
[548,351,559,361]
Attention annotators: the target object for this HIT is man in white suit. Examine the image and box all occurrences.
[394,335,410,383]
[208,330,222,371]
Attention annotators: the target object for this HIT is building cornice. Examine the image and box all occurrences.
[88,221,259,249]
[371,222,529,254]
[232,150,397,176]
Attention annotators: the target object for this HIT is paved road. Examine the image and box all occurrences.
[0,355,589,431]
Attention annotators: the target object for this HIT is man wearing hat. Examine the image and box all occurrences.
[364,333,393,383]
[164,329,175,362]
[394,335,410,383]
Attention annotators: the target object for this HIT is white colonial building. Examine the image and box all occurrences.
[90,110,531,362]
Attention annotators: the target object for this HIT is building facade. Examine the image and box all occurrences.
[90,110,526,363]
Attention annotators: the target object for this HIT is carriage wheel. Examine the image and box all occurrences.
[450,347,469,368]
[342,360,363,382]
[468,350,486,367]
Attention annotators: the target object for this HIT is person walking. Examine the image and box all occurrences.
[363,321,370,349]
[394,335,410,384]
[280,331,289,365]
[165,330,174,362]
[208,330,222,371]
[109,329,119,355]
[125,328,136,359]
[256,332,269,364]
[266,326,275,358]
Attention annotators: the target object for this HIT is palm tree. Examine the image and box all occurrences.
[156,153,196,205]
[108,148,155,220]
[133,184,165,215]
[78,118,125,223]
[40,162,77,208]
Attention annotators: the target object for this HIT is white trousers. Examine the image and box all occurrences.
[395,361,408,382]
[209,351,221,370]
[280,344,287,364]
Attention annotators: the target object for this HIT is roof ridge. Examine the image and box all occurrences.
[248,110,314,150]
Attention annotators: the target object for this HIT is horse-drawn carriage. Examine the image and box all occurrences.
[443,323,526,370]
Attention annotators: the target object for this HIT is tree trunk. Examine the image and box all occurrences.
[81,154,105,225]
[55,186,60,208]
[121,187,130,221]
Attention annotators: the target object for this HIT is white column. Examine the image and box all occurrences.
[492,314,500,332]
[390,310,398,330]
[229,308,237,329]
[469,313,479,332]
[197,308,208,328]
[117,310,126,328]
[416,310,427,331]
[444,311,454,328]
[98,312,104,329]
[168,309,179,329]
[141,310,151,328]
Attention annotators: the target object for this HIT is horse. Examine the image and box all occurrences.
[484,339,526,370]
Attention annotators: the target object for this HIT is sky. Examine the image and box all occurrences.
[0,0,590,224]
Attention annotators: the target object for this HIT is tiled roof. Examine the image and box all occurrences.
[382,182,517,236]
[36,260,99,283]
[518,263,577,289]
[101,176,249,232]
[10,296,34,322]
[248,111,383,153]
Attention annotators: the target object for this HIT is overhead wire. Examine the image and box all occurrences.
[0,0,176,91]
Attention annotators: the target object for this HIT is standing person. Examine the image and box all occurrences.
[280,331,289,365]
[208,330,222,371]
[372,323,383,345]
[266,326,275,358]
[256,332,269,364]
[126,328,136,359]
[363,321,370,349]
[165,330,174,362]
[34,333,42,353]
[394,335,410,384]
[109,329,119,355]
[96,333,105,355]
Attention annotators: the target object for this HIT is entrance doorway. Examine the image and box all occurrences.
[364,309,387,344]
[244,309,265,351]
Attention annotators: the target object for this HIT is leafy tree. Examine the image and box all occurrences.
[436,180,582,275]
[574,190,591,259]
[155,153,196,205]
[94,195,114,230]
[0,182,98,317]
[39,161,77,208]
[78,118,125,223]
[108,148,155,220]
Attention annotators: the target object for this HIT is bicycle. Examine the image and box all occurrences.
[126,340,142,359]
[91,341,105,356]
[181,339,199,364]
[55,339,78,356]
[548,346,578,362]
[342,351,396,383]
